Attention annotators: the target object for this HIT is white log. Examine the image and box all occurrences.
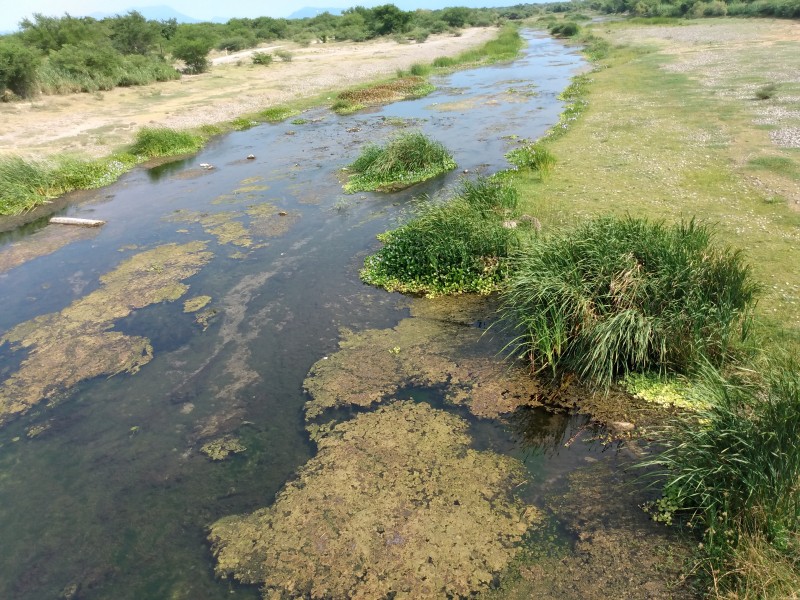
[49,217,106,227]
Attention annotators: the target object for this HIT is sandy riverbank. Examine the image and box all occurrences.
[0,28,497,160]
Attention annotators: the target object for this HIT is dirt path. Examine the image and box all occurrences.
[0,28,497,160]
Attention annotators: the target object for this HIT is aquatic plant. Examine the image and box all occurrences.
[361,178,522,295]
[641,364,800,596]
[500,216,760,386]
[210,401,540,598]
[129,126,205,158]
[344,131,456,193]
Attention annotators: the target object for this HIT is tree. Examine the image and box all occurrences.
[110,11,158,55]
[440,7,471,28]
[366,4,411,37]
[171,30,214,73]
[20,13,105,53]
[0,39,40,98]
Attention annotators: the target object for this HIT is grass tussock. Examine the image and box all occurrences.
[0,154,136,215]
[361,177,524,296]
[258,106,301,123]
[343,131,456,193]
[642,365,800,597]
[505,143,557,179]
[128,127,205,158]
[500,216,760,386]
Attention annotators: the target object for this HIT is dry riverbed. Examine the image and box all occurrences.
[0,28,497,160]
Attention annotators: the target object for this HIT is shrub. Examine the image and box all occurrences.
[409,62,430,76]
[691,0,728,17]
[361,178,522,296]
[171,33,214,74]
[275,49,293,62]
[129,127,205,157]
[755,83,778,100]
[500,217,760,386]
[344,131,456,193]
[216,37,252,52]
[251,52,273,66]
[549,22,580,38]
[642,365,800,594]
[0,39,40,98]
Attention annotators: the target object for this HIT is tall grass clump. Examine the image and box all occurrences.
[642,365,800,597]
[259,106,300,122]
[128,127,205,158]
[344,131,456,193]
[361,178,523,296]
[500,216,760,386]
[0,154,136,215]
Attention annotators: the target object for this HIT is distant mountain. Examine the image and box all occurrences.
[88,5,203,23]
[288,7,344,19]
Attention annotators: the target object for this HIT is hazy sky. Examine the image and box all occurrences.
[1,1,526,33]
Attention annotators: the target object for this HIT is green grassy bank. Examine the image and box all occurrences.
[507,20,800,597]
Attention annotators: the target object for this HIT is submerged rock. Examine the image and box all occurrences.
[209,401,540,599]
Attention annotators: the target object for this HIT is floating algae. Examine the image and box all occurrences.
[200,435,247,460]
[0,242,212,427]
[304,295,668,430]
[209,401,540,599]
[167,204,300,249]
[304,297,548,421]
[487,461,694,600]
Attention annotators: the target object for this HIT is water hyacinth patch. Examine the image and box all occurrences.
[361,178,524,296]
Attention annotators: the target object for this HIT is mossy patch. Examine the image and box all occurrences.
[183,295,212,313]
[0,242,212,426]
[332,76,435,115]
[209,401,540,599]
[200,435,246,460]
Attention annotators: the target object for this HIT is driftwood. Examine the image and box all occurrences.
[49,217,106,227]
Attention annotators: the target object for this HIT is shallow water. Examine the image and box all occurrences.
[0,33,605,599]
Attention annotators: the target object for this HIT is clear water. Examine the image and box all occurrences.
[0,32,589,599]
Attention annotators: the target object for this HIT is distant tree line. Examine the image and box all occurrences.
[590,0,799,19]
[0,4,545,100]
